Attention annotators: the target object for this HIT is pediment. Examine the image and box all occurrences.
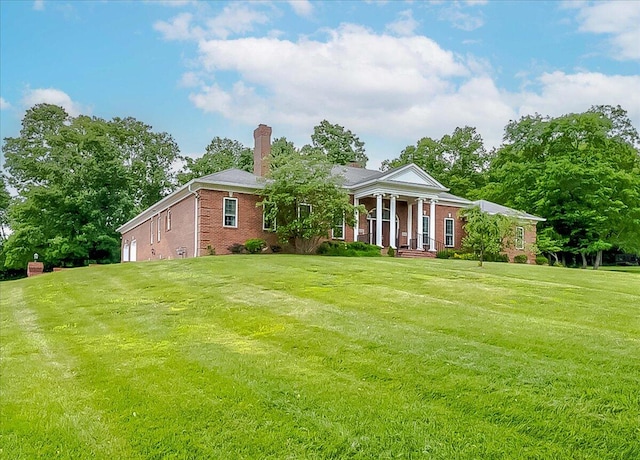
[382,164,447,190]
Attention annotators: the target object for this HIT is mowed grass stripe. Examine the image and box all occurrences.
[1,256,639,459]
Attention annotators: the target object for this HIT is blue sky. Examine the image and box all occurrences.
[1,0,639,169]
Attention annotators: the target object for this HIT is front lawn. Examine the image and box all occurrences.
[1,256,638,459]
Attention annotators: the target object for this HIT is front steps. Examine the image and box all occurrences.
[396,248,437,259]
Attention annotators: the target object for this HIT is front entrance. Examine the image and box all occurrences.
[367,208,399,247]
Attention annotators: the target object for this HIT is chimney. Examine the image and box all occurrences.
[253,124,272,177]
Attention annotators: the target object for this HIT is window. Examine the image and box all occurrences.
[263,204,276,231]
[224,197,238,227]
[166,210,172,231]
[445,218,454,247]
[150,218,153,244]
[332,215,345,240]
[123,243,130,262]
[298,203,312,219]
[422,216,430,247]
[157,216,161,242]
[515,226,525,250]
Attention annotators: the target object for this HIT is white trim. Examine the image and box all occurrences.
[130,239,137,262]
[150,218,153,244]
[429,199,437,252]
[444,218,455,247]
[422,215,430,248]
[166,209,172,231]
[297,203,312,219]
[157,215,161,242]
[416,198,424,250]
[223,197,238,228]
[332,215,345,240]
[123,243,130,262]
[515,226,525,250]
[353,197,359,242]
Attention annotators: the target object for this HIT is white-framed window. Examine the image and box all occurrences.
[123,242,130,262]
[150,218,154,244]
[422,216,430,247]
[157,216,161,242]
[298,203,312,219]
[130,239,137,262]
[515,226,525,250]
[263,203,276,231]
[444,218,455,247]
[332,215,345,240]
[224,197,238,227]
[166,209,172,231]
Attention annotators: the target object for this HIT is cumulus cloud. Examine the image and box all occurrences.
[33,0,44,11]
[439,4,484,31]
[0,97,11,110]
[155,3,269,41]
[385,10,419,37]
[572,1,640,60]
[22,88,86,116]
[288,0,313,18]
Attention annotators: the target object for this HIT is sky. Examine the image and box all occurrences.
[1,0,639,170]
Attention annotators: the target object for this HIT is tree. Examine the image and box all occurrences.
[310,120,368,167]
[178,137,252,185]
[2,104,181,269]
[260,151,362,254]
[484,106,640,269]
[460,207,514,267]
[382,126,491,198]
[0,175,10,241]
[110,117,181,212]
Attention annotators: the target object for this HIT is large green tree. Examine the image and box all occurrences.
[310,120,368,167]
[382,126,491,199]
[177,137,252,185]
[260,151,361,254]
[484,106,640,269]
[2,104,181,268]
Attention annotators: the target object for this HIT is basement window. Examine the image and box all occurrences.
[515,226,525,250]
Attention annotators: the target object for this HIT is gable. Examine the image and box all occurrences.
[382,164,448,190]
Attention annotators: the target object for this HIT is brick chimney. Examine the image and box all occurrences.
[253,124,272,177]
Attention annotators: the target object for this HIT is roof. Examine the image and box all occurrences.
[472,199,546,222]
[198,168,265,188]
[331,165,384,186]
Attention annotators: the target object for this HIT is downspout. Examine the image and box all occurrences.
[188,183,199,258]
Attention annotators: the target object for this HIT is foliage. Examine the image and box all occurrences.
[316,240,381,257]
[227,243,246,254]
[2,256,639,459]
[205,245,216,256]
[514,254,528,264]
[310,120,368,167]
[536,255,549,265]
[177,137,252,185]
[484,105,640,270]
[1,104,181,269]
[460,206,514,266]
[535,227,566,266]
[436,249,458,259]
[382,126,491,199]
[387,246,395,257]
[244,238,267,254]
[260,151,362,254]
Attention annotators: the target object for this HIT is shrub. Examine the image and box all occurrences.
[485,253,509,263]
[514,254,528,264]
[245,238,267,254]
[206,245,216,256]
[535,255,549,265]
[436,249,457,259]
[317,241,381,257]
[228,243,246,254]
[270,245,282,253]
[387,247,395,257]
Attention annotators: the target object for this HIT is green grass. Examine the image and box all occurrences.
[599,265,640,274]
[1,256,639,459]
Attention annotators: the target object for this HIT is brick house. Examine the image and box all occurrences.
[117,124,544,262]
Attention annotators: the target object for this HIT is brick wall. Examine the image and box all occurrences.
[198,189,278,255]
[503,222,539,263]
[121,194,196,261]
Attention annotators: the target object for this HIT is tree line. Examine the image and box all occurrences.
[1,103,639,275]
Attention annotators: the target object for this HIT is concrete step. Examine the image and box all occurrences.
[397,249,437,258]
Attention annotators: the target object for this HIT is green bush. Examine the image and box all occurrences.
[387,247,395,257]
[245,238,267,254]
[485,253,509,263]
[228,243,246,254]
[436,249,457,259]
[514,254,528,264]
[535,255,549,265]
[317,241,381,257]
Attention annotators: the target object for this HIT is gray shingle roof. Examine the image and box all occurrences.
[198,168,265,188]
[330,165,385,186]
[472,199,545,221]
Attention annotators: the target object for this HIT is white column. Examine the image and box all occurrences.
[416,198,424,250]
[429,199,437,252]
[407,202,412,248]
[353,197,359,242]
[389,195,397,249]
[376,193,383,247]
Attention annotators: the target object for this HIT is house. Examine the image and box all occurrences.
[117,124,544,262]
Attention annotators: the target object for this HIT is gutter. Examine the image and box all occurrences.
[188,183,199,258]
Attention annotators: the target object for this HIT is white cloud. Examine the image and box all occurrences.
[439,4,484,31]
[385,10,419,37]
[288,0,313,18]
[22,88,86,117]
[33,0,44,11]
[0,97,11,110]
[155,4,270,41]
[573,1,640,61]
